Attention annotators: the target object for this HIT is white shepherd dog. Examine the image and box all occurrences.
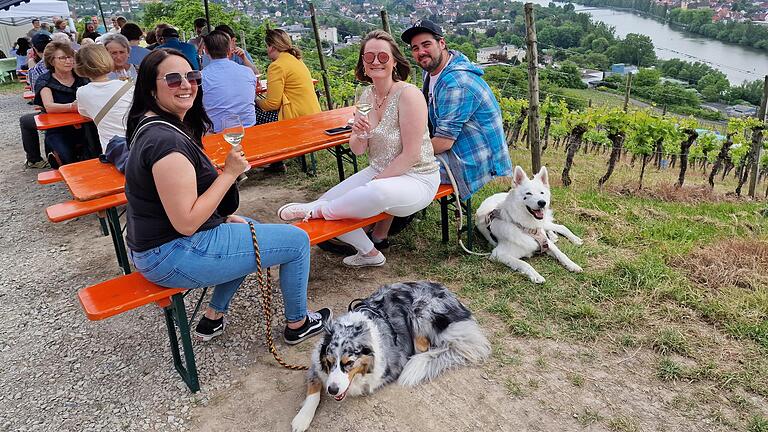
[475,166,584,283]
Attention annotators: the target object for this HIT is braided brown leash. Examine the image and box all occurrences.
[248,222,308,371]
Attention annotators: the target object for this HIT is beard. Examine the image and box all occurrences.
[419,50,444,73]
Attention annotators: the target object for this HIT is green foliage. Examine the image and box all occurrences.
[625,112,675,156]
[607,33,656,67]
[141,0,268,61]
[541,96,569,120]
[633,68,660,87]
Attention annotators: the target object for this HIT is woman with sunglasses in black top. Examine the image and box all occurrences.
[276,31,439,268]
[123,48,331,344]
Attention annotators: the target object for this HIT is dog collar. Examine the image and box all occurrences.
[487,208,549,254]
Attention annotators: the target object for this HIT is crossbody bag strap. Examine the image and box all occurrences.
[129,119,194,148]
[93,80,134,126]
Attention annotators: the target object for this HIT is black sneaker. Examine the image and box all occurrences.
[367,232,390,250]
[194,316,226,341]
[317,238,357,256]
[284,308,332,345]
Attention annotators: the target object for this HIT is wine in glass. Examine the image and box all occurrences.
[222,114,248,182]
[354,84,372,139]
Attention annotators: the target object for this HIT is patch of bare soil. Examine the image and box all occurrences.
[671,239,768,291]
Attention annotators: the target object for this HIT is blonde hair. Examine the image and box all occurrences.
[74,44,114,78]
[265,29,301,59]
[43,41,75,71]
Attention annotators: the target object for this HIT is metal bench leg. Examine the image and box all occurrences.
[463,198,473,250]
[334,145,346,181]
[440,196,449,243]
[98,216,109,236]
[309,152,317,177]
[164,293,200,392]
[105,208,131,274]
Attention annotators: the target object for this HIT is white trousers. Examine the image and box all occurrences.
[313,166,440,254]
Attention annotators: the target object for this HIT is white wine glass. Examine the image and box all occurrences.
[222,114,248,182]
[353,84,372,139]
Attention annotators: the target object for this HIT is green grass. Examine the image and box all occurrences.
[748,415,768,432]
[0,80,24,95]
[652,328,690,356]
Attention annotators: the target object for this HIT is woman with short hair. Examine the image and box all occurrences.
[124,48,331,342]
[101,33,137,80]
[33,41,89,166]
[75,44,133,152]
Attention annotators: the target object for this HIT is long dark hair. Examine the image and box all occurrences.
[126,48,211,147]
[14,38,30,56]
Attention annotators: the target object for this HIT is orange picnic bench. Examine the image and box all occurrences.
[76,184,464,392]
[37,169,62,184]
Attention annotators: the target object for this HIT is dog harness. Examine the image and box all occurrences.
[487,208,549,254]
[348,299,402,346]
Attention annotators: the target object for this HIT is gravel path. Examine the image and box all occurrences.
[0,91,306,431]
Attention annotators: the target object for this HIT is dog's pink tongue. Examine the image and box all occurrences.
[533,209,544,218]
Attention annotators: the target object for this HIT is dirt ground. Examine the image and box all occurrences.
[1,87,765,432]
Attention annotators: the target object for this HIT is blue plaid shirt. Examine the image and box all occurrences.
[429,51,512,198]
[27,61,48,90]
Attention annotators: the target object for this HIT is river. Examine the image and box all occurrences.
[526,0,768,84]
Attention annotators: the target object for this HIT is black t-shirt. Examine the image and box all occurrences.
[125,116,239,252]
[32,72,88,108]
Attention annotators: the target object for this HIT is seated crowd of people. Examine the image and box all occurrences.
[22,19,512,347]
[19,17,288,169]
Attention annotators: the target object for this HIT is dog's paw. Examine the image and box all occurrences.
[529,273,546,284]
[567,264,583,273]
[571,237,583,246]
[291,412,313,432]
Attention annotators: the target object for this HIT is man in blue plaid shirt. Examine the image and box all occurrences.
[402,20,512,199]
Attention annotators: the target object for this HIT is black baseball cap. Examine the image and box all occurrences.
[401,19,443,45]
[31,32,51,52]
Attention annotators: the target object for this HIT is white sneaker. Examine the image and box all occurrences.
[277,201,327,222]
[342,251,386,267]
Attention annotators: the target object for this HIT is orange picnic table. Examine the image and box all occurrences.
[53,107,356,273]
[34,112,92,130]
[59,106,355,201]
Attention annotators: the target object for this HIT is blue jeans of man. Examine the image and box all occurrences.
[129,219,310,322]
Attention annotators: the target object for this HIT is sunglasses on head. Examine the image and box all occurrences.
[157,70,202,88]
[362,51,390,64]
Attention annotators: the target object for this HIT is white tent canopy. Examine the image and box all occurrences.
[0,0,70,25]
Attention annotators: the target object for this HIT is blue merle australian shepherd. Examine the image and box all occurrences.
[291,281,491,432]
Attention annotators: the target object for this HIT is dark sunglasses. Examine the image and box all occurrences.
[362,51,390,64]
[157,71,202,88]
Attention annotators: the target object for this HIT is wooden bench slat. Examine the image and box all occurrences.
[37,169,63,184]
[78,273,185,321]
[293,184,455,245]
[46,193,127,222]
[294,213,390,246]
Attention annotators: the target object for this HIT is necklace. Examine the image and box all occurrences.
[373,83,394,111]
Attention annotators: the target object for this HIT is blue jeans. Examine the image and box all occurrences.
[129,219,310,322]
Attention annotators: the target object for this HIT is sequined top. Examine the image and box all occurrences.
[365,83,439,175]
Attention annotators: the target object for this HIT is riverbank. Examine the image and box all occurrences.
[577,0,768,55]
